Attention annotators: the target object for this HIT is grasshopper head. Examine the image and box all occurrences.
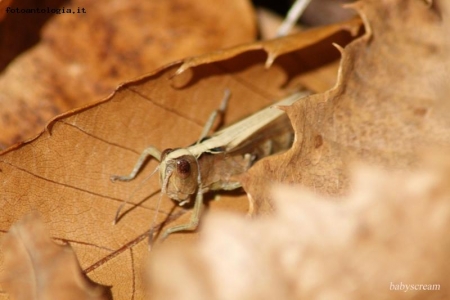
[159,148,199,203]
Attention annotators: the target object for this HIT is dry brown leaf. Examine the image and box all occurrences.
[0,18,360,300]
[0,0,255,149]
[0,0,58,69]
[175,16,361,74]
[1,213,111,300]
[147,150,450,299]
[243,0,450,212]
[0,0,13,21]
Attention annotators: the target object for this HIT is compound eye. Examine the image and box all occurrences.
[176,159,191,178]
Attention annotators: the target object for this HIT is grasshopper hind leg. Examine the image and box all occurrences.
[196,89,230,144]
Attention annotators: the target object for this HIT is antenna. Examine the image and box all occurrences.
[113,165,160,225]
[148,167,174,248]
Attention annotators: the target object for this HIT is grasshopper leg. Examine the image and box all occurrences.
[111,146,162,182]
[196,89,230,143]
[161,189,204,240]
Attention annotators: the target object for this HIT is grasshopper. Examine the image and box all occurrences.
[111,90,309,241]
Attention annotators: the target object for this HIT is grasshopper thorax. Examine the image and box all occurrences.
[159,148,199,203]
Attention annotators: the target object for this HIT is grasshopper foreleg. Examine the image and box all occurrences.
[110,146,162,182]
[161,186,204,240]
